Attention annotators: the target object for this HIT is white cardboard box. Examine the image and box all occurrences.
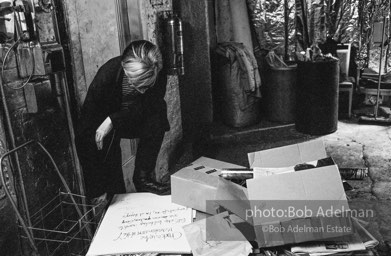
[243,139,352,247]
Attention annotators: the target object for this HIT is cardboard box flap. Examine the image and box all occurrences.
[247,165,347,201]
[191,156,245,169]
[171,168,220,214]
[303,166,348,201]
[215,178,252,224]
[248,139,327,168]
[172,168,219,187]
[185,157,245,177]
[247,165,349,225]
[185,165,223,177]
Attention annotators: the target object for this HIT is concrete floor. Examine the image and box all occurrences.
[324,120,391,255]
[173,117,391,255]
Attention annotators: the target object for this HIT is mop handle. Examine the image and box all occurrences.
[375,15,387,118]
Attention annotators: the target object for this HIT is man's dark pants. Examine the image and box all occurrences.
[75,128,164,199]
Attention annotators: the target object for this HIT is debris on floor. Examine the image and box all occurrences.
[168,139,379,256]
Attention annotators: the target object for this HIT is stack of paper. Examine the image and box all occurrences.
[86,193,193,256]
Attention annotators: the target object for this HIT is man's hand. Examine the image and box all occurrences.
[96,117,113,150]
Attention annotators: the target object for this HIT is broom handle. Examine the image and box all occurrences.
[375,15,386,118]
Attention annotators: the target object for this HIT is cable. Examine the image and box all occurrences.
[1,38,36,90]
[103,130,116,162]
[1,38,20,81]
[1,3,39,91]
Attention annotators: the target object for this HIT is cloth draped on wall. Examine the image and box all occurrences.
[244,0,391,75]
[246,0,296,53]
[295,0,311,51]
[246,0,361,52]
[215,0,254,52]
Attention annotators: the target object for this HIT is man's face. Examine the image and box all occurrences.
[126,77,150,94]
[124,63,151,94]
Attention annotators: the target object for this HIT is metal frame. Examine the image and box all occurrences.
[0,140,100,255]
[337,43,354,118]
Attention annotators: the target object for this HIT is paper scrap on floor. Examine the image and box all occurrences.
[86,193,193,256]
[291,231,366,256]
[353,218,379,249]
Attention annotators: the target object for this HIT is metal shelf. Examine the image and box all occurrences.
[359,86,391,96]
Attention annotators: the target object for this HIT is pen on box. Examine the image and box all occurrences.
[219,173,253,180]
[222,168,253,171]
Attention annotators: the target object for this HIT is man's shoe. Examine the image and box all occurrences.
[134,178,171,195]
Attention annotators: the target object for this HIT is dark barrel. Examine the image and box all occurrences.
[265,66,297,123]
[295,60,339,135]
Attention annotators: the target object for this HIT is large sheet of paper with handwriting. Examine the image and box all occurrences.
[86,193,193,256]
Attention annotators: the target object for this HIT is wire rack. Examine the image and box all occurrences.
[0,140,104,256]
[22,191,105,256]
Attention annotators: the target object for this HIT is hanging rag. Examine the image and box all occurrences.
[216,42,262,97]
[214,42,262,127]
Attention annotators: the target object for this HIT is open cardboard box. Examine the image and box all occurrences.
[242,139,353,247]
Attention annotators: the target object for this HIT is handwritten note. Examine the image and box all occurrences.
[86,193,192,256]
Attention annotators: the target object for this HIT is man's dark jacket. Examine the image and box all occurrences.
[76,56,170,138]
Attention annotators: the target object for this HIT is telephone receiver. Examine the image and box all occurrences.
[13,0,37,41]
